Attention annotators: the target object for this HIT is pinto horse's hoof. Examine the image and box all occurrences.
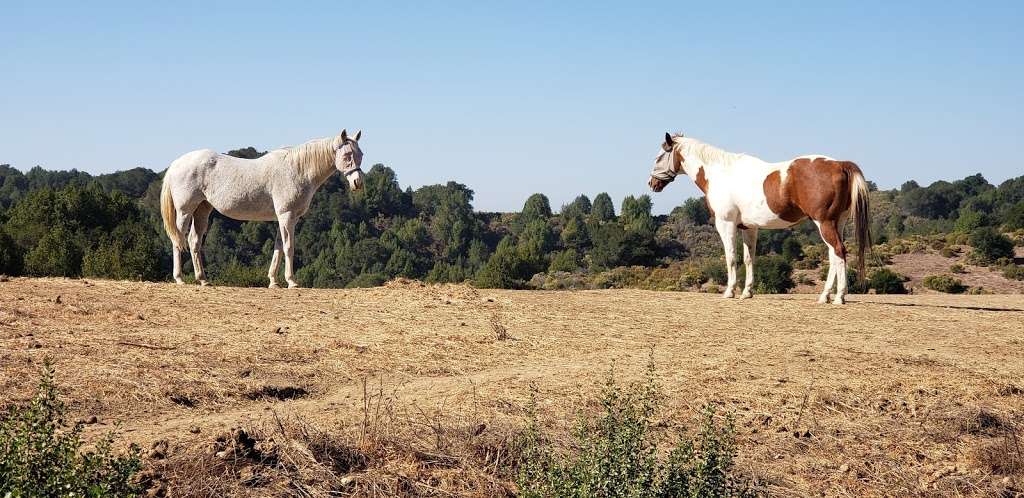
[287,282,300,289]
[198,280,210,287]
[268,282,280,289]
[817,295,830,304]
[740,291,753,299]
[832,296,846,305]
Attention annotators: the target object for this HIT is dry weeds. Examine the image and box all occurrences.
[1,277,1023,496]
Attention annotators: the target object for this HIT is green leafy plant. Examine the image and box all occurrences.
[923,274,966,294]
[0,362,143,497]
[969,227,1014,264]
[866,268,909,294]
[517,360,760,498]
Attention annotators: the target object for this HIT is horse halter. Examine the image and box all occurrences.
[652,146,680,182]
[337,140,363,176]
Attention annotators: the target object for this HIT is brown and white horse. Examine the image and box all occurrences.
[649,133,870,304]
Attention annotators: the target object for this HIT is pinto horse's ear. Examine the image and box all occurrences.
[663,132,675,150]
[352,130,362,141]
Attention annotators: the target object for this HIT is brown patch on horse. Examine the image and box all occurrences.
[764,157,858,223]
[763,171,805,222]
[695,166,709,194]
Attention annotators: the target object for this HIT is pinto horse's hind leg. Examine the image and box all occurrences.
[740,227,758,299]
[189,202,213,286]
[815,220,848,304]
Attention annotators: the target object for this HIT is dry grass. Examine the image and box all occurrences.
[1,277,1023,496]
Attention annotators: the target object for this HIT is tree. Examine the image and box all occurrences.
[969,227,1014,263]
[675,197,710,225]
[520,193,553,224]
[560,195,592,219]
[590,193,615,222]
[474,236,525,289]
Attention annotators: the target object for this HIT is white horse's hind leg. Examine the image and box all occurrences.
[740,228,758,299]
[715,219,738,298]
[172,244,184,284]
[174,212,193,284]
[267,232,283,288]
[277,213,300,288]
[189,202,213,286]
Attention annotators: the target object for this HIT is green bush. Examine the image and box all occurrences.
[866,268,908,294]
[923,274,966,294]
[750,255,794,294]
[699,259,728,286]
[548,249,580,273]
[1003,265,1024,281]
[0,363,142,496]
[968,227,1014,264]
[517,360,760,498]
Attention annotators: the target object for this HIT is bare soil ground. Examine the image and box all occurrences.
[1,277,1023,497]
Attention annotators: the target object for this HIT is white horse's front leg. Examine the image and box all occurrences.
[740,227,758,299]
[277,213,300,288]
[267,231,283,289]
[715,219,738,298]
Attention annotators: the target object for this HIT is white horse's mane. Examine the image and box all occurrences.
[676,135,745,167]
[284,137,336,180]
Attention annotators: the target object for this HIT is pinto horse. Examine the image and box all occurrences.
[649,133,870,304]
[161,130,365,288]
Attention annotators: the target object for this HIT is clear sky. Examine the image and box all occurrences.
[2,1,1021,213]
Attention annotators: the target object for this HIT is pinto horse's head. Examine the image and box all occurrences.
[333,129,365,191]
[649,132,683,193]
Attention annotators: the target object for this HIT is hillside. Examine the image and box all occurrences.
[1,278,1021,496]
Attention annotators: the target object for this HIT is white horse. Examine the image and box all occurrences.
[160,130,365,288]
[649,133,871,304]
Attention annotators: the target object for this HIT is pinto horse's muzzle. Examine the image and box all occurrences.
[649,175,672,192]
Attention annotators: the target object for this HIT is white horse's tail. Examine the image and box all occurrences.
[160,174,186,248]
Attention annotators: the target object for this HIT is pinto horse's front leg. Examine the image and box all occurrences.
[740,227,758,298]
[714,219,739,298]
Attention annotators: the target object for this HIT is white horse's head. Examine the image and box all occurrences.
[333,129,365,191]
[649,132,683,192]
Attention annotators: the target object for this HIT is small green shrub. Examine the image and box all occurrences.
[749,255,795,294]
[940,246,960,258]
[699,259,728,286]
[0,363,142,497]
[1003,265,1024,281]
[949,263,967,274]
[923,274,966,294]
[517,361,761,498]
[866,268,909,294]
[969,227,1014,264]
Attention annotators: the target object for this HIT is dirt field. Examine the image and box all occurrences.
[1,277,1023,497]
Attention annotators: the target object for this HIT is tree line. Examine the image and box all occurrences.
[0,152,1022,291]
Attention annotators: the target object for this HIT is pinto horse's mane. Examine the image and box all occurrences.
[676,135,746,167]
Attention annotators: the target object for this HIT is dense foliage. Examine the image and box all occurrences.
[0,363,142,497]
[517,361,761,497]
[0,158,1021,291]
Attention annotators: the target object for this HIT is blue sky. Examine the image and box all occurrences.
[2,1,1021,213]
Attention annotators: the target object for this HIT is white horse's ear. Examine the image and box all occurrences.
[334,129,348,149]
[353,130,362,141]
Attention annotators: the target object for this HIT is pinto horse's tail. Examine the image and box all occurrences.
[160,173,186,249]
[847,164,872,283]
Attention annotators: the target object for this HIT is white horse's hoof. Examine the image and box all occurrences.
[722,291,735,299]
[268,282,280,289]
[817,295,829,304]
[740,290,753,299]
[287,282,300,289]
[174,279,185,285]
[198,280,210,287]
[832,296,846,305]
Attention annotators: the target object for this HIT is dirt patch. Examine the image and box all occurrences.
[1,277,1023,496]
